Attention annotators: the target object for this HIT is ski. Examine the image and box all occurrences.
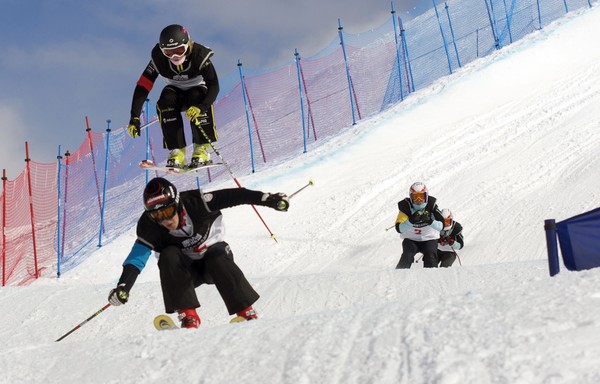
[139,159,223,174]
[153,314,252,330]
[153,314,178,330]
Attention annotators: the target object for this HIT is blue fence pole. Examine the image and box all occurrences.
[237,60,256,173]
[98,120,111,248]
[562,0,569,13]
[484,0,501,49]
[399,17,415,93]
[338,19,358,126]
[544,219,560,276]
[502,0,515,44]
[294,49,308,153]
[445,2,462,68]
[391,2,405,101]
[432,0,453,74]
[536,0,543,29]
[56,145,63,278]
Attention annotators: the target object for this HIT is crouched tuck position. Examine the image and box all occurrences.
[108,177,289,328]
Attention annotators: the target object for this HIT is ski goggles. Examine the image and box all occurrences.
[411,192,426,204]
[161,44,188,59]
[444,216,453,229]
[148,204,178,222]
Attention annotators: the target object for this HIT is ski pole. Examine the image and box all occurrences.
[56,303,111,342]
[195,123,278,242]
[451,247,462,266]
[385,224,395,232]
[289,180,315,199]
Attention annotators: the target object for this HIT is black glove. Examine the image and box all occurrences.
[127,116,141,138]
[108,283,129,306]
[410,210,433,228]
[262,192,289,211]
[409,210,425,224]
[421,211,433,226]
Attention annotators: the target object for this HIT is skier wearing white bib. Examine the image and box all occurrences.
[394,182,444,268]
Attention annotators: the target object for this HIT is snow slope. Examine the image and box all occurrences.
[2,5,600,384]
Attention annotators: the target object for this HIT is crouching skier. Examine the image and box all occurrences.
[108,177,289,328]
[394,182,444,269]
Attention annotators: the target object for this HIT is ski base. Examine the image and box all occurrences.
[229,316,250,323]
[140,159,223,174]
[153,314,178,331]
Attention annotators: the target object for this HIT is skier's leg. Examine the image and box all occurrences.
[157,246,200,313]
[201,242,259,315]
[396,239,419,269]
[420,240,439,268]
[439,251,456,268]
[156,86,186,150]
[185,86,218,144]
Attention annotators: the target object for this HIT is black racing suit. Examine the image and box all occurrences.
[116,188,266,315]
[130,42,220,150]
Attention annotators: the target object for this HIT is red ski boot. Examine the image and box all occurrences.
[177,308,201,329]
[230,306,258,323]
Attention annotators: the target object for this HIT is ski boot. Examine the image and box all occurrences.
[189,143,211,168]
[177,308,201,329]
[166,148,186,168]
[230,306,258,323]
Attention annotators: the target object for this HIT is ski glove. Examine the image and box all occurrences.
[108,283,129,306]
[186,105,208,125]
[410,210,433,228]
[439,236,454,246]
[127,116,141,138]
[262,193,290,211]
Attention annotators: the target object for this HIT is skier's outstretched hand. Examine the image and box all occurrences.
[108,283,129,306]
[262,193,290,211]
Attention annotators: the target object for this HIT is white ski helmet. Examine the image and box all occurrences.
[441,208,454,230]
[409,182,428,206]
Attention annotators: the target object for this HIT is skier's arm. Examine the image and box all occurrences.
[451,223,464,250]
[118,242,152,291]
[204,188,289,211]
[130,61,159,119]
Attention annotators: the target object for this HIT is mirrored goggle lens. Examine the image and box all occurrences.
[149,204,177,221]
[444,217,452,227]
[161,45,187,58]
[411,192,426,203]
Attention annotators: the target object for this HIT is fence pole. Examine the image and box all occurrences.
[237,60,256,173]
[294,49,309,153]
[24,142,39,279]
[338,19,358,126]
[391,2,405,102]
[445,2,462,68]
[297,55,317,141]
[398,17,415,93]
[544,219,560,276]
[61,151,70,267]
[98,120,111,248]
[2,170,6,286]
[432,0,454,74]
[56,146,63,278]
[535,0,542,29]
[484,0,501,49]
[85,117,103,216]
[501,0,514,44]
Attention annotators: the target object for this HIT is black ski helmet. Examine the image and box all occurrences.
[143,177,180,213]
[159,24,190,49]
